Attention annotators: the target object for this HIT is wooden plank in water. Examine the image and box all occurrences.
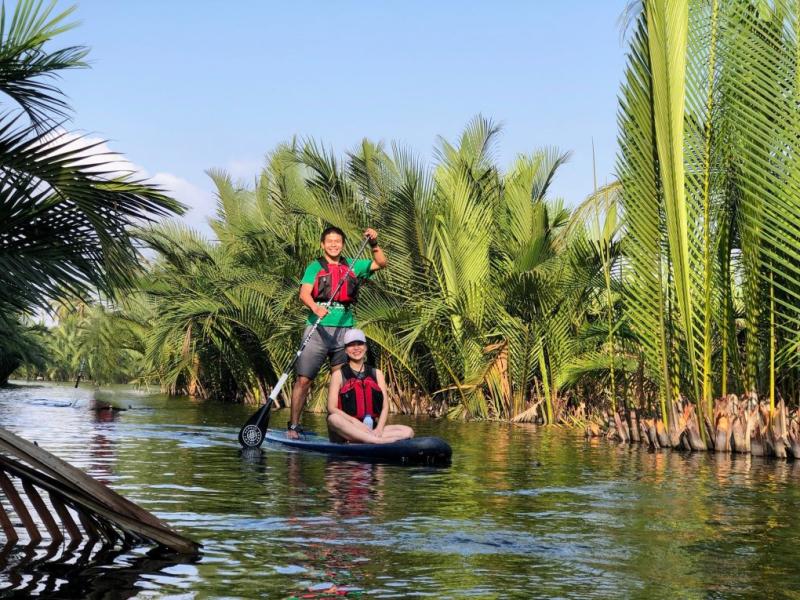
[0,499,18,545]
[75,508,100,542]
[20,481,62,544]
[48,492,81,541]
[89,511,119,545]
[0,471,40,544]
[0,428,162,525]
[8,456,198,552]
[55,483,195,552]
[0,432,199,553]
[122,530,138,546]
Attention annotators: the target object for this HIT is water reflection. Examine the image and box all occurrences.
[86,402,120,486]
[322,459,386,520]
[0,539,199,598]
[271,453,381,597]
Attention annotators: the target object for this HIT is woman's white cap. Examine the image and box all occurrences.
[343,328,367,345]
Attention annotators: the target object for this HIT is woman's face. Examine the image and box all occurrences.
[345,341,366,361]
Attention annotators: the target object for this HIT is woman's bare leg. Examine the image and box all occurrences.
[376,425,414,442]
[327,415,414,444]
[327,414,377,443]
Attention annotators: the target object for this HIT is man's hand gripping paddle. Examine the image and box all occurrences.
[238,234,372,448]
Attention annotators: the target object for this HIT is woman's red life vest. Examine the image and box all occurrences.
[311,258,360,305]
[338,363,383,420]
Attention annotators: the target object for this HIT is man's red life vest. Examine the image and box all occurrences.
[311,258,360,306]
[338,363,383,420]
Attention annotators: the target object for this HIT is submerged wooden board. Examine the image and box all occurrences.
[264,429,452,465]
[0,427,200,554]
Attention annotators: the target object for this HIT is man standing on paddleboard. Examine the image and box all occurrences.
[287,225,386,439]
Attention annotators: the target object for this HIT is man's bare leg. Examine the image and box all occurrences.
[288,375,312,439]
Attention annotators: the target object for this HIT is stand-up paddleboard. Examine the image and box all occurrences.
[263,429,452,465]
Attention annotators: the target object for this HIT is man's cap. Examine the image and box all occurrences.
[344,328,367,345]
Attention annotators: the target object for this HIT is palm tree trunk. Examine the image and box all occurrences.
[538,345,554,425]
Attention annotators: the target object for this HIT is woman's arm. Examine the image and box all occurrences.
[327,369,344,415]
[375,369,390,431]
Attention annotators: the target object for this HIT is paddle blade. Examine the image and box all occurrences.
[238,404,271,448]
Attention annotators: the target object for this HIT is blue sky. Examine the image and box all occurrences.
[57,1,628,233]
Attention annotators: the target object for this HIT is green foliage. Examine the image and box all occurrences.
[14,0,800,430]
[0,0,183,316]
[618,0,800,422]
[0,317,47,384]
[0,1,183,385]
[10,300,149,385]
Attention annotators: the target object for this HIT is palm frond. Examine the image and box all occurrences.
[0,0,88,127]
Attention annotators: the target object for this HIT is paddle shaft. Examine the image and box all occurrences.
[74,358,86,389]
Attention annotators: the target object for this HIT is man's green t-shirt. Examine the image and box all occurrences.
[301,258,374,327]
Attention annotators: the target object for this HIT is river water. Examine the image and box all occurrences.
[0,382,799,598]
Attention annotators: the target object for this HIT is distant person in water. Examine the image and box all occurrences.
[327,329,414,444]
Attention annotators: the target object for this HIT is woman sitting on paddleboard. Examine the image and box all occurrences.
[327,329,414,444]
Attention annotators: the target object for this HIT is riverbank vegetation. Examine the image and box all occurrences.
[607,0,800,455]
[24,128,625,420]
[9,1,800,457]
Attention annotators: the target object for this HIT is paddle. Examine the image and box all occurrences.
[70,358,87,408]
[74,358,86,389]
[238,233,373,448]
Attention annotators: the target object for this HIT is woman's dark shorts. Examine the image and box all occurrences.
[295,326,349,379]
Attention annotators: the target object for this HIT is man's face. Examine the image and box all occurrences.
[321,233,344,258]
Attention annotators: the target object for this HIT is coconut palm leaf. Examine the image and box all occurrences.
[0,0,88,127]
[617,6,675,424]
[0,120,182,314]
[646,0,702,408]
[717,1,800,400]
[616,0,800,420]
[0,1,183,317]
